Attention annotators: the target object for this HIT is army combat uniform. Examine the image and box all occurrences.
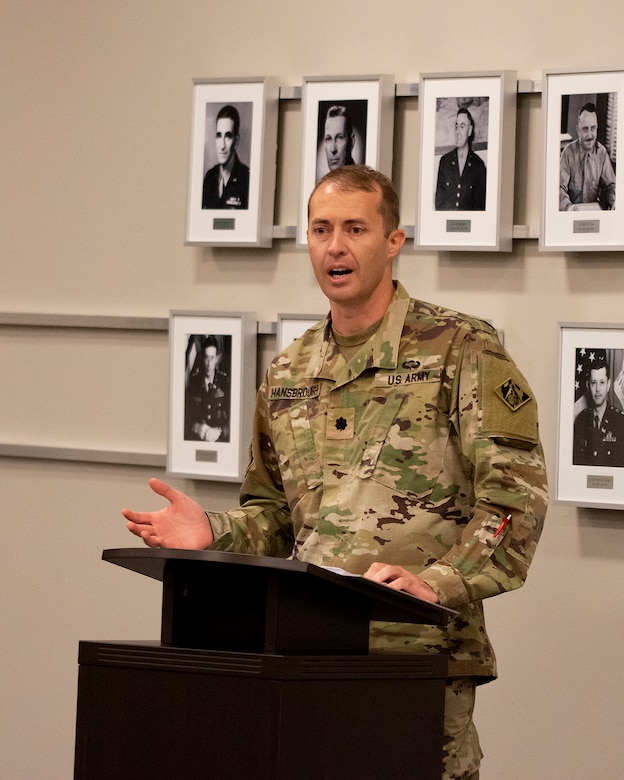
[208,282,548,774]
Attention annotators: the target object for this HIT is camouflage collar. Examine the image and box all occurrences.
[305,282,411,381]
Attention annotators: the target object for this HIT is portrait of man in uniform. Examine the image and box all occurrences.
[184,334,232,443]
[315,99,368,183]
[202,103,252,210]
[433,96,489,211]
[573,348,624,467]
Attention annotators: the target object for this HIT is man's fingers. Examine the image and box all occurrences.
[148,477,177,501]
[121,508,151,525]
[140,530,161,548]
[363,562,401,583]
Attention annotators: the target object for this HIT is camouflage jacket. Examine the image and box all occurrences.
[209,282,548,678]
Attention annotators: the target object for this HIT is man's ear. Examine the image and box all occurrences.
[387,229,406,259]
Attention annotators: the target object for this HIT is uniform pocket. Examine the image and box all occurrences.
[272,400,323,492]
[358,383,451,496]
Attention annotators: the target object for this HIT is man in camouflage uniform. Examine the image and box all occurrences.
[124,165,548,780]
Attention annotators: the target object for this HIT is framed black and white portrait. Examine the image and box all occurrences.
[168,311,256,481]
[186,77,279,247]
[297,75,395,246]
[556,322,624,509]
[416,71,517,251]
[541,68,623,252]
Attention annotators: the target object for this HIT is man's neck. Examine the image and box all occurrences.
[595,401,607,420]
[329,283,395,336]
[220,155,236,181]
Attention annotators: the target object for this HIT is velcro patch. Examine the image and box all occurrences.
[481,354,539,447]
[326,407,355,439]
[269,383,320,401]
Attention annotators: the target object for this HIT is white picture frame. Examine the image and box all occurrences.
[416,70,517,252]
[186,77,279,247]
[556,322,624,509]
[168,311,256,481]
[297,74,395,247]
[541,67,622,252]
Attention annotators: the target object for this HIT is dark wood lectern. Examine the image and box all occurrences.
[74,549,455,780]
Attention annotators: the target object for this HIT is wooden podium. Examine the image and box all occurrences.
[74,549,456,779]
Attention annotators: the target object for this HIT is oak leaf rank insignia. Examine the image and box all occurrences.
[335,416,348,431]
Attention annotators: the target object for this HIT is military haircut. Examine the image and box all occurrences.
[325,105,354,138]
[216,104,241,137]
[308,164,400,237]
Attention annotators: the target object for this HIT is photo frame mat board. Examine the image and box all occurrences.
[541,67,623,252]
[186,77,279,247]
[416,70,517,251]
[556,322,624,509]
[297,74,395,247]
[168,311,256,481]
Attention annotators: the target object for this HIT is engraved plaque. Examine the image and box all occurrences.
[213,218,236,231]
[586,474,614,490]
[573,220,600,234]
[446,220,472,233]
[196,450,218,463]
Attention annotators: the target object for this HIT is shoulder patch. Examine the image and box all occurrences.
[495,378,532,412]
[481,354,539,448]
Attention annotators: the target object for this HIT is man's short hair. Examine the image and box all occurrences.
[325,105,353,137]
[308,165,400,237]
[590,353,609,374]
[202,335,220,354]
[578,102,598,120]
[216,105,241,137]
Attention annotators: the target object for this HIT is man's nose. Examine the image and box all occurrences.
[328,230,346,255]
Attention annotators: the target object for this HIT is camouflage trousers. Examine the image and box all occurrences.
[442,677,483,780]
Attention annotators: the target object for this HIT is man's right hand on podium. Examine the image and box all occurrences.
[122,478,214,550]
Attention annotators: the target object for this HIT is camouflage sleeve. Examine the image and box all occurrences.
[206,378,295,558]
[418,328,548,609]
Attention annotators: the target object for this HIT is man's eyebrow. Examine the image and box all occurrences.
[310,218,368,227]
[341,218,369,228]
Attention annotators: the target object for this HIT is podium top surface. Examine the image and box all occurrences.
[103,547,456,627]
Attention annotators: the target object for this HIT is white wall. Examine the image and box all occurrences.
[2,1,624,777]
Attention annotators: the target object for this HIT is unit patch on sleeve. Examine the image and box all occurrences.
[495,378,532,412]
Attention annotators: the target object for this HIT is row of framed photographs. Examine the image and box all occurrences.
[187,68,624,252]
[169,311,624,511]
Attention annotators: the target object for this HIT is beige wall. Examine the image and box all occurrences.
[2,1,624,777]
